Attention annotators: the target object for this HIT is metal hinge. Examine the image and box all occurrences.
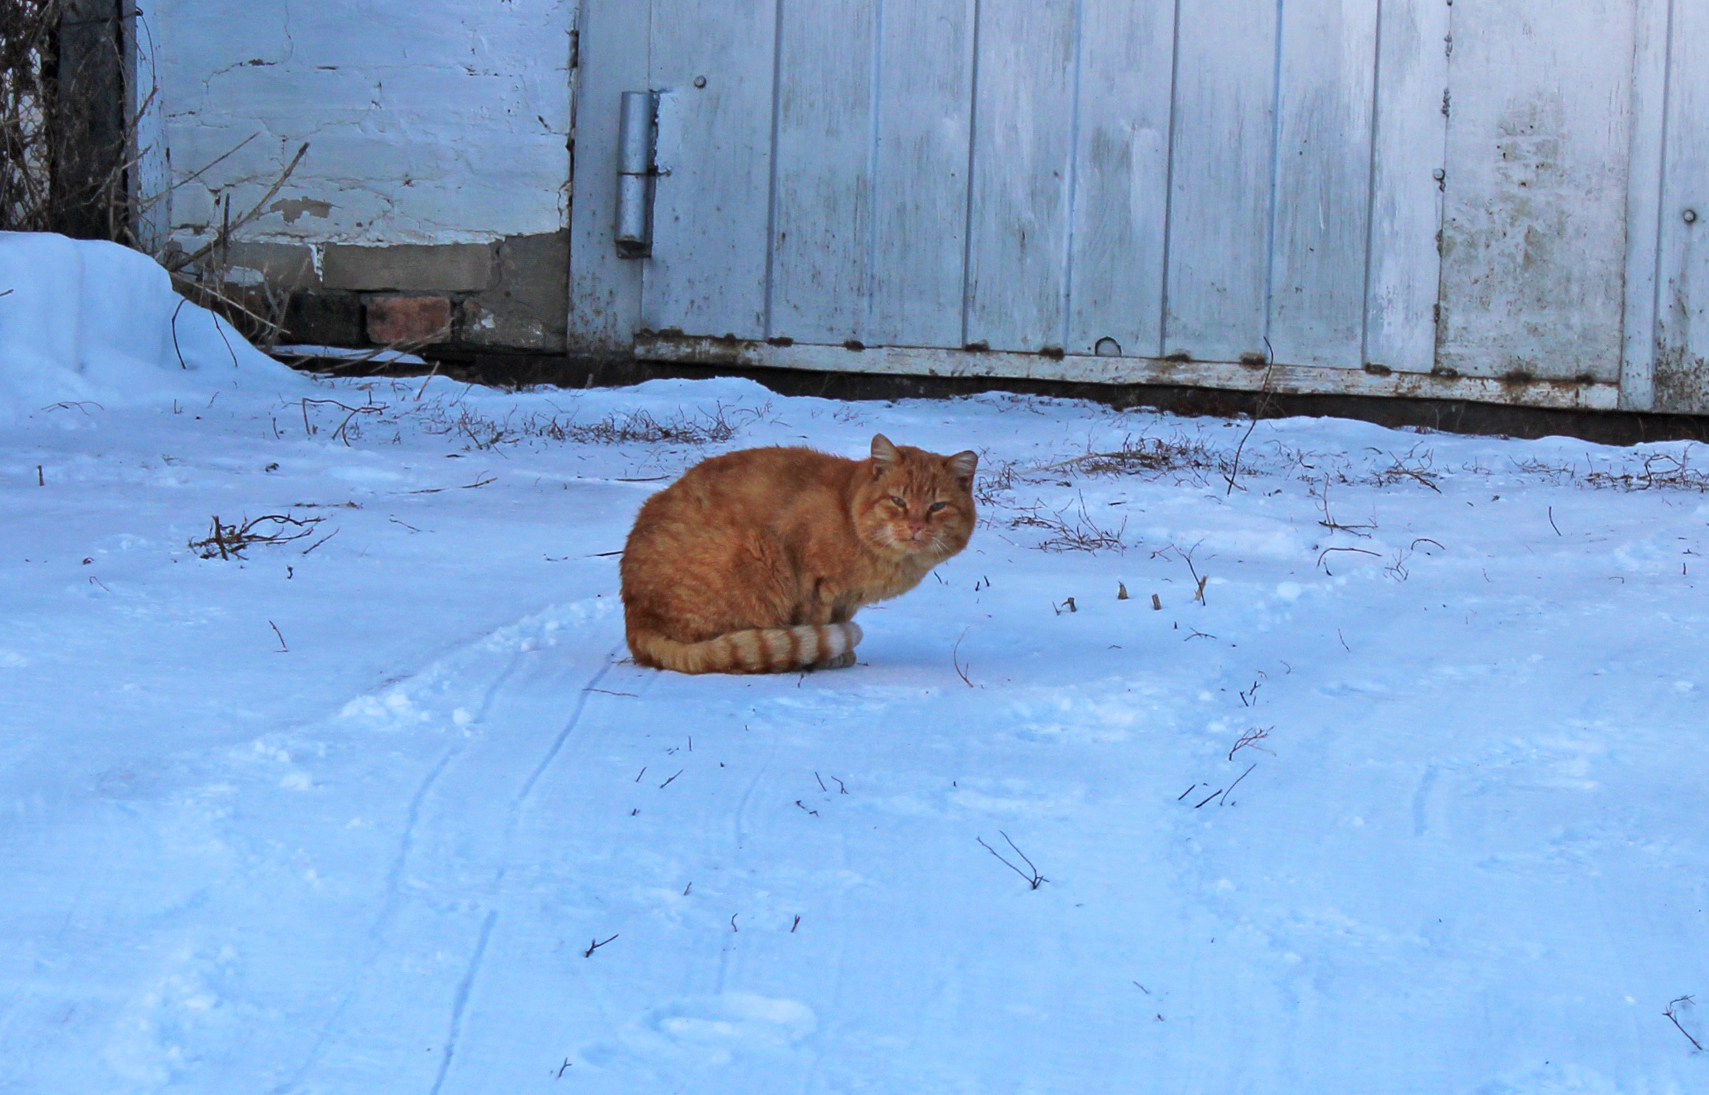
[616,91,658,259]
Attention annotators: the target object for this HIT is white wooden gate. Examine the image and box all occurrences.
[569,0,1709,415]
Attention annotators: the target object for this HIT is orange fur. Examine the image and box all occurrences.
[620,434,978,674]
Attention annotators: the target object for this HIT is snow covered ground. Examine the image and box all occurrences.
[5,235,1709,1093]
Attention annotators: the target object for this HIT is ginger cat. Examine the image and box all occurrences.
[620,434,978,674]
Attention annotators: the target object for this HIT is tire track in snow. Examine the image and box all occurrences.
[428,908,497,1095]
[428,643,623,1092]
[273,635,543,1086]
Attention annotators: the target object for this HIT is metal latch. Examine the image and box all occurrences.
[616,91,658,258]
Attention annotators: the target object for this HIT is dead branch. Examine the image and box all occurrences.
[1229,726,1274,760]
[978,831,1047,889]
[189,513,324,559]
[1665,996,1703,1052]
[1317,546,1381,575]
[1224,345,1275,495]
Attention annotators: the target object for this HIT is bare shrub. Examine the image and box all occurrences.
[189,513,325,559]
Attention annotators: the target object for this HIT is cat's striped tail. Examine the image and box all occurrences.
[629,622,863,675]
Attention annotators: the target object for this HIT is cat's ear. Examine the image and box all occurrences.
[947,450,978,486]
[871,434,899,467]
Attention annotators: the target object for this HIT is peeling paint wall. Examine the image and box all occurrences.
[1436,0,1634,383]
[134,0,576,349]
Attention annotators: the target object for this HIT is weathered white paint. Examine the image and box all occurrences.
[867,0,975,350]
[1161,0,1277,364]
[1064,0,1174,360]
[1266,0,1378,369]
[1363,0,1450,377]
[558,0,1709,415]
[139,0,575,249]
[769,0,877,344]
[1436,0,1634,382]
[962,0,1078,354]
[635,333,1621,412]
[1652,0,1709,412]
[566,0,647,352]
[644,0,776,339]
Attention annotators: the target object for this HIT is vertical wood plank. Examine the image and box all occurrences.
[963,0,1078,353]
[567,0,648,352]
[1267,0,1379,369]
[1436,0,1634,381]
[769,0,877,344]
[645,0,777,338]
[867,0,976,349]
[1620,0,1671,410]
[1163,0,1278,363]
[1654,0,1709,411]
[1063,0,1175,360]
[1363,0,1450,375]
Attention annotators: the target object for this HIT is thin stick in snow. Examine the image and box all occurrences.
[978,831,1047,889]
[1219,763,1256,805]
[658,769,682,789]
[1665,996,1704,1052]
[583,933,618,958]
[1183,542,1208,604]
[1229,727,1274,761]
[1548,506,1562,536]
[1224,350,1275,495]
[952,627,973,687]
[269,621,288,653]
[1318,546,1380,574]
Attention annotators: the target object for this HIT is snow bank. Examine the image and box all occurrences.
[0,232,313,419]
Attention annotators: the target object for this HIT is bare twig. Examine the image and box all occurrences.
[1224,343,1275,495]
[977,831,1047,889]
[1665,996,1703,1052]
[658,769,683,789]
[189,513,325,559]
[1218,763,1256,805]
[1317,546,1381,574]
[583,933,618,958]
[951,627,973,687]
[1317,480,1375,536]
[268,620,288,652]
[1229,726,1275,761]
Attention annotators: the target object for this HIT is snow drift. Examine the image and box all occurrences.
[0,232,313,418]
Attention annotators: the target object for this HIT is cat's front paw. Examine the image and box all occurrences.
[810,651,857,670]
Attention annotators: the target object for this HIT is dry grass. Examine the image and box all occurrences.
[1009,494,1127,553]
[1050,433,1230,485]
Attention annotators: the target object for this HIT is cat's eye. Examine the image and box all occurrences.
[927,501,948,513]
[889,495,906,509]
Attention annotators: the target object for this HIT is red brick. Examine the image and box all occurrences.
[365,295,452,345]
